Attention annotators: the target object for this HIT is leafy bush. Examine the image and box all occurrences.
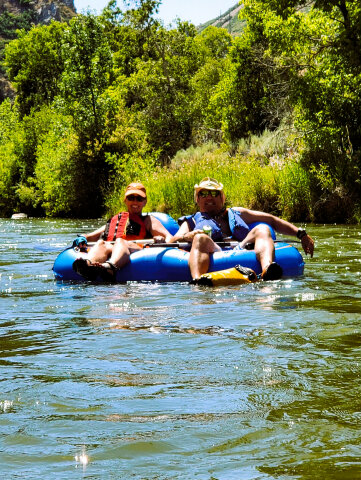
[145,137,311,221]
[0,11,36,39]
[0,100,21,216]
[277,162,312,222]
[34,111,80,217]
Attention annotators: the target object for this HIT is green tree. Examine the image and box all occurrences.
[208,35,283,144]
[4,22,66,116]
[101,0,161,77]
[0,10,36,39]
[58,13,115,215]
[123,20,203,161]
[33,108,85,217]
[60,14,113,147]
[0,100,21,215]
[190,26,233,143]
[239,0,360,215]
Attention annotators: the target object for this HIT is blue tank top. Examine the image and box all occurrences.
[178,208,250,242]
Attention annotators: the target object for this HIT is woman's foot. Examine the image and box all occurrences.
[73,258,118,282]
[72,258,101,280]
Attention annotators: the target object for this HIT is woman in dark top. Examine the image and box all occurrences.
[72,182,172,281]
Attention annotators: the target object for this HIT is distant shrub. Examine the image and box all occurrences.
[0,11,36,38]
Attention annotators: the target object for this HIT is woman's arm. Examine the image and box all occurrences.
[148,216,174,243]
[82,225,106,243]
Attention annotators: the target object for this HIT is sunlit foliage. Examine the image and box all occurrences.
[0,0,359,221]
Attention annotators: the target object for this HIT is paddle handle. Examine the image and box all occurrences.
[86,238,300,248]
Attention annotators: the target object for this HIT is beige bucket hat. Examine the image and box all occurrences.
[194,177,224,202]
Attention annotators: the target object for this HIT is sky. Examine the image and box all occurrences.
[73,0,239,26]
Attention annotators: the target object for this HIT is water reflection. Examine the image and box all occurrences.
[0,220,360,478]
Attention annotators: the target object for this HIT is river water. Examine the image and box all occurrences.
[0,218,360,479]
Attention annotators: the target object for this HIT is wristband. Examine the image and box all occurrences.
[297,228,307,240]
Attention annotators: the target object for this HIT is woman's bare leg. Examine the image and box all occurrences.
[106,238,131,269]
[87,240,113,264]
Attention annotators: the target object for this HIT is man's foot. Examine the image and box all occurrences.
[260,262,283,281]
[72,258,101,280]
[190,276,213,286]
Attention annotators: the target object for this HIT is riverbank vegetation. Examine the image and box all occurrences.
[0,0,359,222]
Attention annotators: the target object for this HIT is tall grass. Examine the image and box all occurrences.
[144,135,312,222]
[107,129,314,223]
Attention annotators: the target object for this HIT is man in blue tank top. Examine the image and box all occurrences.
[173,177,314,282]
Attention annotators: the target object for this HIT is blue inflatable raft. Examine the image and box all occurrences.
[52,213,304,282]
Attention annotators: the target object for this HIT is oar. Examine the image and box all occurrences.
[34,243,68,252]
[145,241,239,248]
[87,238,301,248]
[275,239,301,244]
[36,236,300,254]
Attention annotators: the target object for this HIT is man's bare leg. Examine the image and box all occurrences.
[240,224,282,279]
[239,224,275,271]
[188,234,221,280]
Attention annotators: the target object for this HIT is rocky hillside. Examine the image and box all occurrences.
[0,0,76,27]
[0,0,76,101]
[197,3,245,36]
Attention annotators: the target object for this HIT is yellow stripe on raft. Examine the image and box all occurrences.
[196,265,258,286]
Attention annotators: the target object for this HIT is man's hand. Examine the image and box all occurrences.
[301,234,314,257]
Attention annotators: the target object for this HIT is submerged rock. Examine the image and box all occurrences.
[11,213,28,219]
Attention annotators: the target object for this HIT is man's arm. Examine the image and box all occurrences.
[234,207,314,257]
[170,222,191,243]
[235,208,299,235]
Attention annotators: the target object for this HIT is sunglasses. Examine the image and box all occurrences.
[126,195,145,202]
[198,190,220,198]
